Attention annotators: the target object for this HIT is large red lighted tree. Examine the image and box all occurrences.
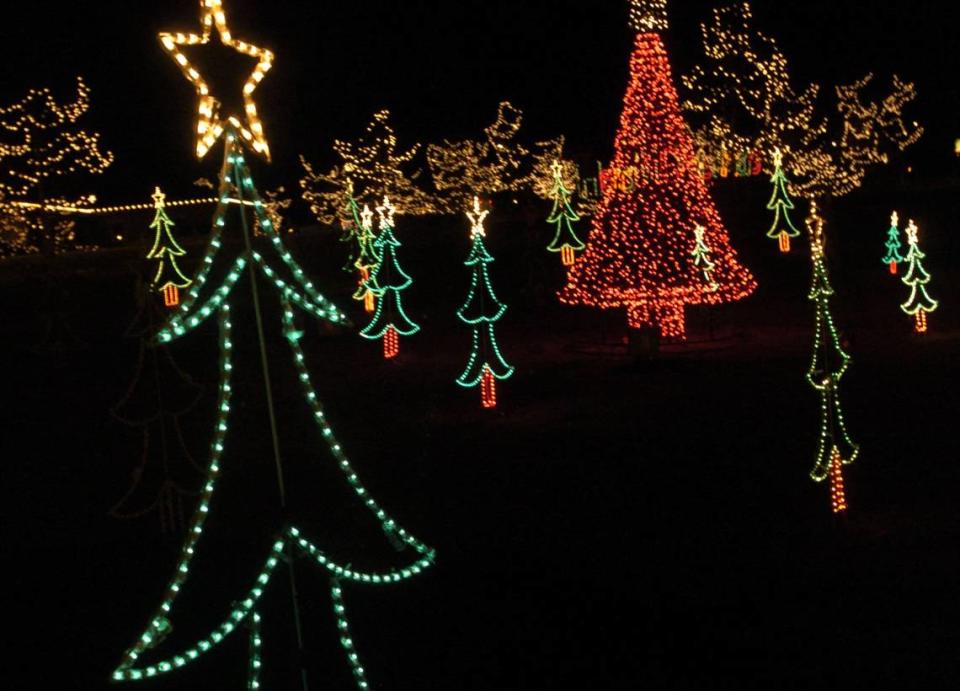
[560,0,756,339]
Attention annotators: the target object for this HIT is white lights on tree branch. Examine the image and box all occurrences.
[629,0,669,33]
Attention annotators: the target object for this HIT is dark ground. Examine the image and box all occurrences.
[2,176,960,690]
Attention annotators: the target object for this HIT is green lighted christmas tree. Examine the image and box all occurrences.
[147,187,193,308]
[882,211,905,275]
[360,197,420,359]
[545,159,586,267]
[457,197,514,409]
[691,224,719,292]
[900,219,938,334]
[766,149,801,254]
[805,203,858,514]
[112,3,436,689]
[352,203,380,314]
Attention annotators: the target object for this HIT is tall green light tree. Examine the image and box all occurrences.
[457,197,514,409]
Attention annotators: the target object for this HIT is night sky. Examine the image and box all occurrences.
[2,1,958,204]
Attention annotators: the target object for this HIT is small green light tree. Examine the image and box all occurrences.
[545,160,586,267]
[882,211,905,275]
[766,149,801,253]
[147,187,193,308]
[360,197,420,358]
[691,224,719,292]
[900,219,938,333]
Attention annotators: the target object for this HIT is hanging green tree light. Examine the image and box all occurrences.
[457,196,514,409]
[805,203,858,514]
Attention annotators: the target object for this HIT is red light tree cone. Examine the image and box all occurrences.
[559,32,756,339]
[480,367,497,409]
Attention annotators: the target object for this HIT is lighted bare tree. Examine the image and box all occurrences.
[0,77,113,255]
[682,3,922,200]
[300,109,441,225]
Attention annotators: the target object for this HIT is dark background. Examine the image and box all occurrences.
[3,2,960,690]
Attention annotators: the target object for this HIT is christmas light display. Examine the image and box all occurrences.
[829,448,848,515]
[353,204,381,314]
[545,160,586,267]
[900,220,938,334]
[427,101,540,212]
[805,203,858,510]
[690,225,719,293]
[147,187,193,308]
[158,0,273,160]
[300,110,441,224]
[883,211,905,275]
[527,138,585,207]
[255,186,293,237]
[766,149,801,253]
[456,197,514,409]
[559,4,756,340]
[110,274,205,533]
[113,4,435,687]
[629,0,668,32]
[683,3,922,200]
[0,76,112,255]
[360,197,420,359]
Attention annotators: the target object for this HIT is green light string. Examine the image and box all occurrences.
[156,145,347,346]
[331,580,371,691]
[231,147,312,691]
[456,232,514,388]
[280,298,436,565]
[248,611,262,690]
[114,303,239,680]
[806,217,859,482]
